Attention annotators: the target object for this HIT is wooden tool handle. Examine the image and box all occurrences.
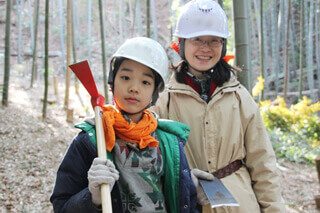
[94,106,112,213]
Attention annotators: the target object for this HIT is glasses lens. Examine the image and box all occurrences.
[210,40,223,47]
[189,38,223,48]
[190,38,202,46]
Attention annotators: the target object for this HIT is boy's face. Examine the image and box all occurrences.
[113,59,155,122]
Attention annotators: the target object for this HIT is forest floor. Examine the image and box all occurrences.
[0,76,320,212]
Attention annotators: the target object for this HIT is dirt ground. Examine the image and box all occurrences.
[0,76,320,212]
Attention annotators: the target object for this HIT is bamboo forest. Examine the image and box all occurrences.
[0,0,320,212]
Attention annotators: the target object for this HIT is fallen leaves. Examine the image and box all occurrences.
[0,77,82,212]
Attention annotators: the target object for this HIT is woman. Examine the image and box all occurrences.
[151,0,285,212]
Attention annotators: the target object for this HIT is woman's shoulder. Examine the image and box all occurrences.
[223,75,256,102]
[235,83,257,105]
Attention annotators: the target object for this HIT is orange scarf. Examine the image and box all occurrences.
[102,105,158,152]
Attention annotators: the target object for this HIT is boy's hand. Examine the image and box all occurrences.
[191,169,214,205]
[88,158,119,205]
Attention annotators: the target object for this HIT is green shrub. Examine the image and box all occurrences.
[260,96,320,164]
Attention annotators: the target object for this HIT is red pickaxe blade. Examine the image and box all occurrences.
[69,60,105,108]
[69,60,99,98]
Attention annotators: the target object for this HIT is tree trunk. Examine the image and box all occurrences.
[136,0,143,36]
[119,0,123,42]
[260,0,264,101]
[233,0,251,91]
[264,6,272,96]
[146,0,150,37]
[248,0,258,83]
[86,0,92,63]
[306,0,315,101]
[64,0,72,109]
[30,0,39,88]
[27,0,34,51]
[74,0,80,48]
[2,0,12,106]
[150,0,158,40]
[112,0,118,46]
[284,0,291,101]
[298,0,304,99]
[58,0,66,73]
[128,0,135,37]
[122,0,128,40]
[71,0,78,94]
[43,0,49,119]
[289,1,297,79]
[98,0,108,101]
[270,1,278,97]
[50,0,55,38]
[253,0,261,61]
[281,0,288,76]
[17,0,24,64]
[315,156,320,185]
[274,0,283,96]
[315,0,320,100]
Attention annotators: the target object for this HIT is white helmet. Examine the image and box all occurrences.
[108,37,168,92]
[108,37,169,105]
[174,0,230,39]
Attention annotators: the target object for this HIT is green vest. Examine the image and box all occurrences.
[75,119,190,213]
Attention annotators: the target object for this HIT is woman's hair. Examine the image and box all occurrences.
[171,58,233,87]
[112,56,162,92]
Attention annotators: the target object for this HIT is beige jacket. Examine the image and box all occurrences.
[151,73,285,213]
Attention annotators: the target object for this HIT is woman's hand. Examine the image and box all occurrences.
[191,168,214,205]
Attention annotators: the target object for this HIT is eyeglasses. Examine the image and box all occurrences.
[189,37,224,48]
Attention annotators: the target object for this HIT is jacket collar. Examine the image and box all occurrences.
[167,72,240,95]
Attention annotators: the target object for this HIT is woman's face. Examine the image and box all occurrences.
[184,35,223,78]
[113,59,155,123]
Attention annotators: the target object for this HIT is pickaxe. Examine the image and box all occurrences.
[69,60,112,213]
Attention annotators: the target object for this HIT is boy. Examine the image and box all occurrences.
[50,37,197,212]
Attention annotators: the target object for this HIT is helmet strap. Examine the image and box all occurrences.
[151,83,162,105]
[221,39,227,57]
[108,58,116,93]
[178,38,186,60]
